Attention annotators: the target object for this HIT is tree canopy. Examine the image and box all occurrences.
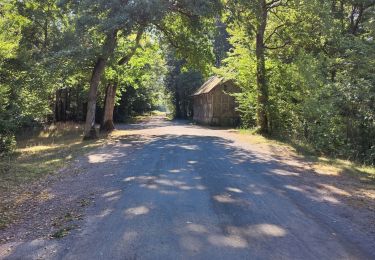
[0,0,374,165]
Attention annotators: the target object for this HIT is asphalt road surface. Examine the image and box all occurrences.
[2,117,374,259]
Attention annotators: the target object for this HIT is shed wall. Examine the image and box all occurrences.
[211,84,239,126]
[193,82,240,126]
[193,94,213,125]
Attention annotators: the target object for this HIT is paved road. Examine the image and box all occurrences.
[2,117,374,259]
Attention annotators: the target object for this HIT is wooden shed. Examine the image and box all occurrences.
[192,76,240,126]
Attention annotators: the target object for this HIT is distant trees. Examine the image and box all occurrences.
[165,55,204,119]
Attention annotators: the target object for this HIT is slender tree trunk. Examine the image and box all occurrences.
[83,30,118,140]
[175,93,181,118]
[55,90,61,122]
[55,89,69,122]
[66,88,70,120]
[101,83,118,132]
[255,0,269,134]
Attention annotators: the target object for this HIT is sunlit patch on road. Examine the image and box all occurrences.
[124,206,150,219]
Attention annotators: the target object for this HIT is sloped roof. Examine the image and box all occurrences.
[192,76,225,96]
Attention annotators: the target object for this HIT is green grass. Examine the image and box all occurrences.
[279,138,375,183]
[238,129,375,184]
[51,225,77,239]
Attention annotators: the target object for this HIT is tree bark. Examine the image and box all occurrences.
[83,57,107,139]
[83,30,118,140]
[100,29,144,132]
[54,89,61,122]
[101,83,118,132]
[55,88,69,122]
[255,0,269,134]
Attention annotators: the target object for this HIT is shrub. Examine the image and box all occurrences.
[0,133,16,156]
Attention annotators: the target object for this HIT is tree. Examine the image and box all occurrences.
[65,0,221,139]
[100,28,144,132]
[165,54,204,118]
[0,0,27,154]
[220,0,375,164]
[102,33,167,129]
[224,0,300,134]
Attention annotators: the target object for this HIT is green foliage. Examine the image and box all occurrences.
[220,0,375,165]
[0,0,27,58]
[0,134,16,156]
[0,0,85,154]
[104,33,168,117]
[158,14,216,75]
[0,0,374,165]
[0,0,27,155]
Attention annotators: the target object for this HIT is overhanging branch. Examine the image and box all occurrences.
[117,26,145,66]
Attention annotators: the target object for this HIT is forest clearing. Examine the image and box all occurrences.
[1,0,375,259]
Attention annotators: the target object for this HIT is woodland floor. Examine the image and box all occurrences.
[0,116,374,259]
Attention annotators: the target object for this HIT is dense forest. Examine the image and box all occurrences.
[0,0,374,165]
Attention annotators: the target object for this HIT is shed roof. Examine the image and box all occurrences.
[192,76,226,96]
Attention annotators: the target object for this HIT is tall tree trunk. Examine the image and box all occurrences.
[175,93,181,118]
[99,28,144,132]
[83,30,118,140]
[83,57,107,139]
[255,0,269,134]
[55,89,61,122]
[101,83,118,132]
[55,88,69,122]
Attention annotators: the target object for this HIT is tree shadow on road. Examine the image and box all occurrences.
[4,133,375,259]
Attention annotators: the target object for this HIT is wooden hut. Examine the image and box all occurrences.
[192,76,240,126]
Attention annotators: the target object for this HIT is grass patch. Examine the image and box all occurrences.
[0,122,107,229]
[51,225,77,239]
[151,110,167,116]
[119,111,166,124]
[1,122,105,190]
[238,129,375,184]
[238,128,277,145]
[281,139,375,183]
[308,157,375,183]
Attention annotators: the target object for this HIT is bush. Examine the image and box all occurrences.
[364,146,375,166]
[0,108,17,156]
[0,133,16,156]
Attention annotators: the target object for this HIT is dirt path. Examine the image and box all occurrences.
[1,117,374,259]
